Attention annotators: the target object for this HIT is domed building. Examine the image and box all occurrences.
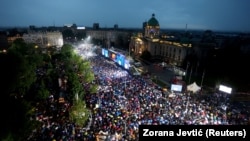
[130,13,192,67]
[144,13,160,38]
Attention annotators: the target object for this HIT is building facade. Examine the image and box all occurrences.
[130,14,192,66]
[22,31,63,48]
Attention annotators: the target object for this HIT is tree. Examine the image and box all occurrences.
[36,80,50,100]
[0,41,97,140]
[53,44,97,127]
[7,41,38,97]
[60,44,74,59]
[67,72,85,100]
[0,40,45,140]
[69,96,90,127]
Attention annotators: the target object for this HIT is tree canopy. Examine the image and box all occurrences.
[0,41,97,140]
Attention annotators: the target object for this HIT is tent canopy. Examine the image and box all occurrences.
[187,82,201,93]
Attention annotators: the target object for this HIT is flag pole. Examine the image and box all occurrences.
[188,66,193,84]
[185,62,189,80]
[201,69,205,88]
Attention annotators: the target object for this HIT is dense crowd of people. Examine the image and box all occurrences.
[28,55,250,141]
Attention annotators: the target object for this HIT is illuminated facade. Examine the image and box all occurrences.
[130,14,192,66]
[22,31,63,48]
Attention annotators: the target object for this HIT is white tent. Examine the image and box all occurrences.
[187,82,201,93]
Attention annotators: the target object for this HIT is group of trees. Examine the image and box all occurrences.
[57,44,97,127]
[0,39,97,140]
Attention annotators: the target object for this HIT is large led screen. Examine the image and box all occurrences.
[124,59,130,69]
[104,49,108,57]
[171,84,182,92]
[111,53,116,61]
[116,54,125,67]
[102,48,105,56]
[219,85,232,94]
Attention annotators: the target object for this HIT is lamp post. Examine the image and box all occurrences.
[188,66,193,84]
[200,70,205,88]
[184,95,188,116]
[185,62,189,80]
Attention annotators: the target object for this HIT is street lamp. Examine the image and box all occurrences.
[185,62,189,80]
[200,70,205,88]
[188,66,193,84]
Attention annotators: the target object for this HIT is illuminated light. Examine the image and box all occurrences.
[171,84,182,92]
[104,50,108,57]
[112,53,116,60]
[72,35,98,60]
[77,26,85,30]
[102,48,105,55]
[219,85,232,94]
[118,60,121,66]
[58,38,63,47]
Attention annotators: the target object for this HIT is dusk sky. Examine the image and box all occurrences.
[1,0,250,32]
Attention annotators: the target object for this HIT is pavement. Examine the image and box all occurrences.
[136,57,175,88]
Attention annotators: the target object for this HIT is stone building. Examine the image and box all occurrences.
[22,31,63,48]
[129,14,192,66]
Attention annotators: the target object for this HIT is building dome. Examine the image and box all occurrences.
[147,13,159,26]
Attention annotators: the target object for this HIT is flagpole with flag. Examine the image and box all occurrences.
[188,66,193,84]
[201,69,205,88]
[185,62,189,80]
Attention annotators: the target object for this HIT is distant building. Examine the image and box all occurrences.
[0,31,8,50]
[130,13,192,66]
[6,28,25,44]
[7,33,23,44]
[22,31,63,48]
[114,24,118,29]
[144,13,160,38]
[86,28,130,49]
[93,23,100,30]
[63,23,77,29]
